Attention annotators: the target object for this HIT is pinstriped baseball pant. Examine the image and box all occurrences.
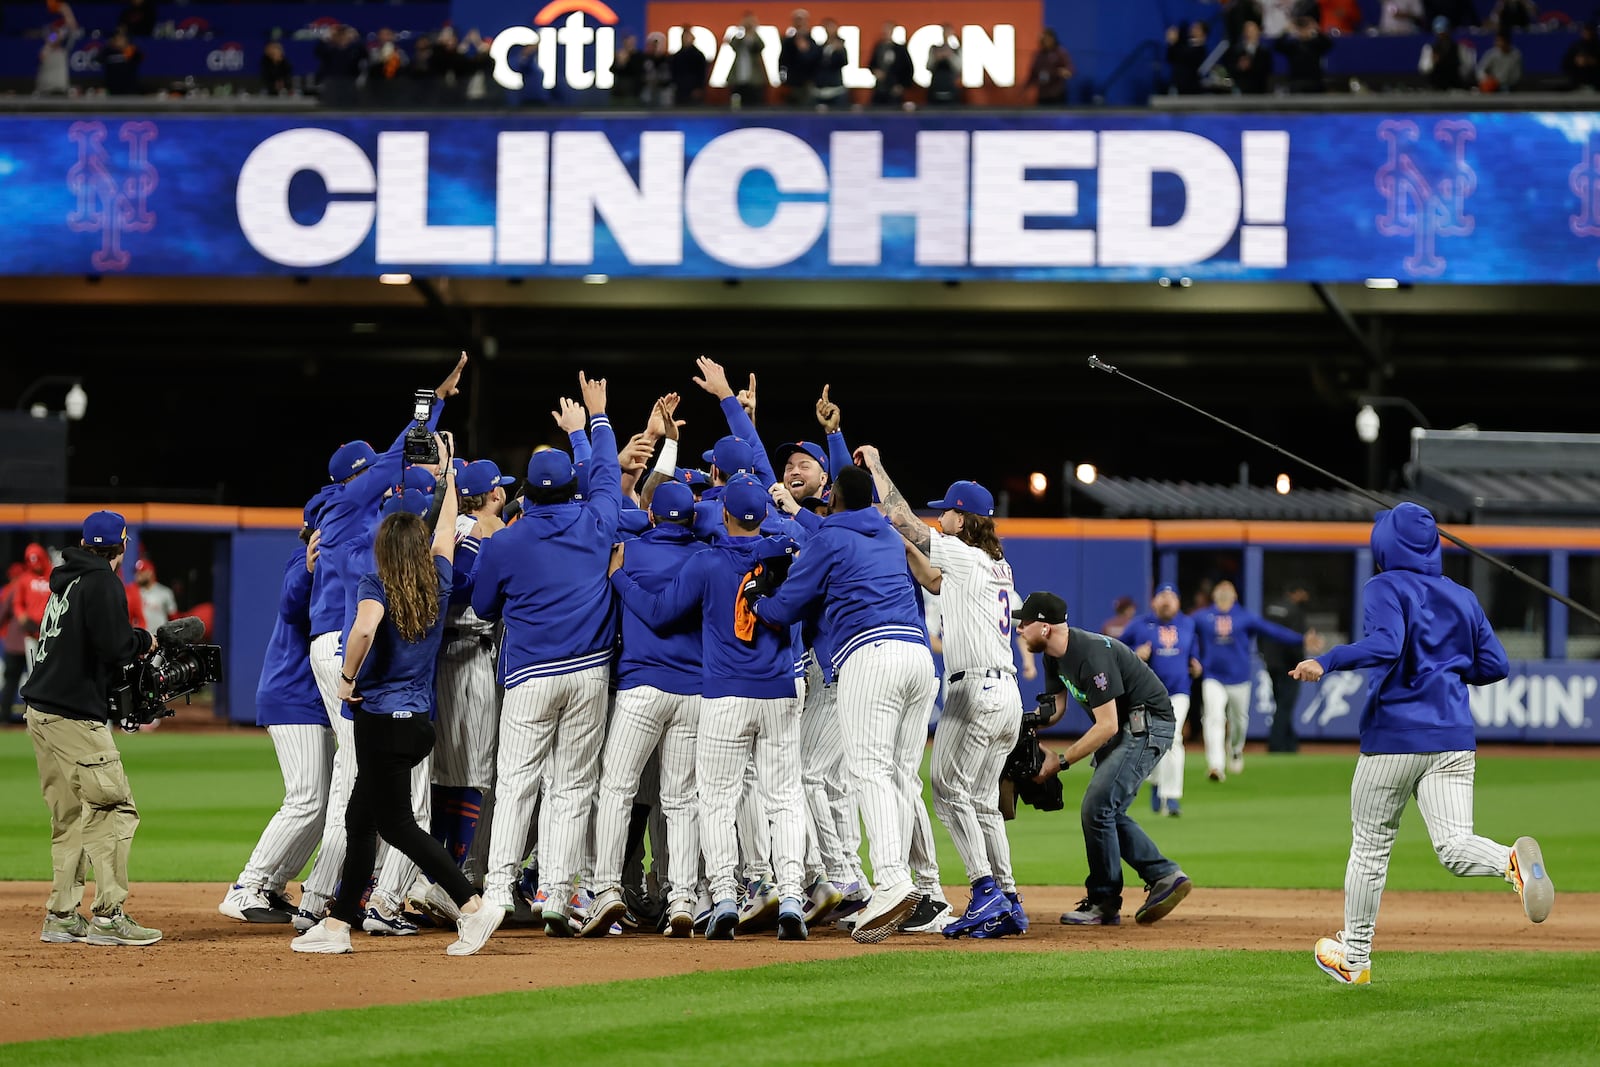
[433,635,498,791]
[906,685,945,900]
[801,666,857,885]
[1340,750,1513,964]
[592,685,700,905]
[836,641,938,890]
[698,694,805,905]
[931,674,1021,890]
[237,724,335,892]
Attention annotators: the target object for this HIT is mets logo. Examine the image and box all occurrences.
[1214,615,1233,640]
[66,120,157,272]
[1570,131,1600,273]
[1158,625,1179,650]
[1375,119,1476,277]
[1092,672,1109,691]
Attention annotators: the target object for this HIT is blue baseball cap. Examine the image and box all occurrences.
[927,480,995,517]
[380,488,431,518]
[676,467,712,492]
[774,441,828,475]
[458,460,516,497]
[527,448,576,489]
[452,458,469,476]
[1155,583,1178,597]
[702,436,756,476]
[83,510,127,546]
[618,507,651,537]
[403,466,437,494]
[328,441,378,481]
[723,475,770,524]
[651,480,697,520]
[302,497,323,530]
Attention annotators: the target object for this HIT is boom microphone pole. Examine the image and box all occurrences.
[1087,354,1600,628]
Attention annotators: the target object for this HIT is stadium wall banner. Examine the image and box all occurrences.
[6,111,1600,280]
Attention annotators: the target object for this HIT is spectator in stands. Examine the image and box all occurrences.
[1228,20,1274,93]
[1321,0,1363,34]
[812,18,848,109]
[315,24,366,107]
[1028,27,1075,104]
[868,21,914,107]
[35,0,80,97]
[100,27,143,95]
[780,8,819,106]
[1427,0,1482,30]
[116,0,155,37]
[610,34,645,106]
[640,33,674,106]
[1419,16,1473,88]
[407,33,451,106]
[1489,0,1537,33]
[726,12,769,108]
[446,28,496,104]
[926,25,963,106]
[1380,0,1426,33]
[1262,0,1296,38]
[367,27,410,105]
[260,40,293,95]
[670,24,709,106]
[1224,0,1266,45]
[1166,22,1210,95]
[506,41,548,106]
[1477,29,1523,91]
[1564,21,1600,90]
[133,559,178,631]
[1276,15,1332,91]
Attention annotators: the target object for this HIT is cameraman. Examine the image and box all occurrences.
[22,511,162,947]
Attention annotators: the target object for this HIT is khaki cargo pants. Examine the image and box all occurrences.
[25,708,140,916]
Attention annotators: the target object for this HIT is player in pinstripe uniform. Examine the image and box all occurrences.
[582,480,709,937]
[861,454,1028,940]
[751,465,936,944]
[220,496,335,923]
[610,476,809,941]
[1291,504,1553,985]
[460,372,621,948]
[296,357,460,929]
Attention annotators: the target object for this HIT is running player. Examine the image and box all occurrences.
[1119,584,1201,816]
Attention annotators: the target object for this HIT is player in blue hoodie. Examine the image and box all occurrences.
[1120,584,1201,816]
[750,465,936,944]
[608,476,809,942]
[467,372,621,943]
[1290,503,1554,985]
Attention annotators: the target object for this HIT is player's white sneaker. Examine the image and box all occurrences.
[1314,935,1370,985]
[738,878,780,931]
[408,878,463,927]
[362,905,420,936]
[447,903,505,956]
[1227,754,1245,776]
[1506,836,1554,923]
[579,887,628,938]
[802,879,845,924]
[850,879,917,944]
[219,884,290,924]
[292,919,353,955]
[664,899,695,939]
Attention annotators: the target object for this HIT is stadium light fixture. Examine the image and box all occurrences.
[1355,404,1381,444]
[378,273,412,285]
[583,274,610,285]
[1029,471,1048,497]
[1364,278,1401,289]
[1074,463,1098,485]
[1275,473,1291,495]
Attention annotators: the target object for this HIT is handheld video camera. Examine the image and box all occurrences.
[402,389,439,466]
[1021,691,1056,732]
[107,617,224,733]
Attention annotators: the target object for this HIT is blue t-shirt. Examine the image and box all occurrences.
[352,555,451,717]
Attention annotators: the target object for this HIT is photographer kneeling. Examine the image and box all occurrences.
[22,511,162,947]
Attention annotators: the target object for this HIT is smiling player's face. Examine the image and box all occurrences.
[783,453,827,499]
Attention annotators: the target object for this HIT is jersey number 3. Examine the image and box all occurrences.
[998,590,1012,635]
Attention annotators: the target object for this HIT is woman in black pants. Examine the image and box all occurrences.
[292,438,493,955]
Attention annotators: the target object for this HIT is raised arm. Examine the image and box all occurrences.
[815,384,854,478]
[903,536,943,594]
[694,356,776,487]
[853,443,930,554]
[1299,582,1404,678]
[429,437,459,564]
[578,373,623,536]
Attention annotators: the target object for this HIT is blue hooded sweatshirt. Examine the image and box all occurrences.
[255,544,329,728]
[612,522,708,696]
[472,414,622,687]
[1120,610,1199,698]
[1193,603,1305,685]
[1315,503,1508,754]
[753,505,925,673]
[610,533,796,701]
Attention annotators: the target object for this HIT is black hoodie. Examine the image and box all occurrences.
[20,547,150,722]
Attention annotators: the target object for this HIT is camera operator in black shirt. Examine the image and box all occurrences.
[1013,591,1192,928]
[22,511,162,947]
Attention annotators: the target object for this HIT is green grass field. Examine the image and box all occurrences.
[3,727,1597,1062]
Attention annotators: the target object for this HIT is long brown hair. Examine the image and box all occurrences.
[373,512,438,643]
[959,514,1005,561]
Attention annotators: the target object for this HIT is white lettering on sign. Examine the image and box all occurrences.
[1470,674,1597,729]
[233,127,1293,273]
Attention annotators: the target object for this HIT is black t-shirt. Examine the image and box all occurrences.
[1045,626,1174,726]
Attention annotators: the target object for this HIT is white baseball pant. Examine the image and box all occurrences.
[592,685,700,906]
[236,723,335,892]
[1150,693,1192,801]
[1201,679,1252,773]
[302,633,374,912]
[697,694,805,905]
[801,665,857,885]
[906,687,945,901]
[432,634,499,790]
[736,758,772,884]
[835,641,938,890]
[483,665,608,909]
[930,673,1021,891]
[1339,750,1513,965]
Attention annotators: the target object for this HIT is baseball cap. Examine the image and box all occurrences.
[1432,14,1450,31]
[83,510,127,546]
[380,488,431,518]
[773,441,828,474]
[619,507,651,537]
[702,435,756,476]
[651,480,696,520]
[527,448,576,489]
[1155,583,1178,597]
[328,441,378,481]
[1011,591,1068,625]
[676,467,712,492]
[927,480,995,517]
[135,558,153,575]
[302,495,324,530]
[403,466,437,494]
[458,459,516,497]
[723,475,770,524]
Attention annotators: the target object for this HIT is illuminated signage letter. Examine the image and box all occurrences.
[684,128,828,270]
[1098,131,1241,267]
[550,131,685,265]
[829,131,969,266]
[971,131,1095,267]
[236,129,375,268]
